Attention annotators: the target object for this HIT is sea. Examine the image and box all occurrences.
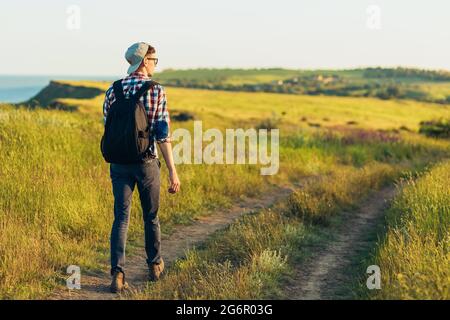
[0,75,117,104]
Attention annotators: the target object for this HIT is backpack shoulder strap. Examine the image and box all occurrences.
[132,80,159,102]
[113,80,125,102]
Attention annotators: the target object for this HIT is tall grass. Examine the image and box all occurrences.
[367,161,450,299]
[286,163,396,225]
[0,80,449,299]
[133,129,449,299]
[133,162,403,300]
[0,105,267,298]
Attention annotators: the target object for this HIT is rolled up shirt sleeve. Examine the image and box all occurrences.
[153,85,171,143]
[103,86,113,125]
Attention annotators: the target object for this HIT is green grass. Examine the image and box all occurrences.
[0,78,449,299]
[362,161,450,300]
[132,161,418,299]
[0,105,268,298]
[34,80,450,131]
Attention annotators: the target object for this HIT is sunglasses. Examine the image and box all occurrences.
[147,57,159,66]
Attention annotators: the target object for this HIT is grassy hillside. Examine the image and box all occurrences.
[24,80,450,131]
[364,161,450,299]
[21,67,450,108]
[0,79,449,298]
[134,162,399,299]
[153,67,450,104]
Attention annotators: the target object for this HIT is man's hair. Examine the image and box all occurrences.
[137,44,156,70]
[146,44,156,56]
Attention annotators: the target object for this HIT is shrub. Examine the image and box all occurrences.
[419,119,450,139]
[171,111,196,122]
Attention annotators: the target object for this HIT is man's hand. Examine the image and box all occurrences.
[168,169,181,194]
[158,141,181,194]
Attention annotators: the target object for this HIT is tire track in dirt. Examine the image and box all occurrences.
[51,183,298,300]
[284,185,397,300]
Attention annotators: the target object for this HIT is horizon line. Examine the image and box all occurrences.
[0,64,449,78]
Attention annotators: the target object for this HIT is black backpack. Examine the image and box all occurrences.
[100,79,157,164]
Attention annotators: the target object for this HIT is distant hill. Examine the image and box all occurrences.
[19,80,109,110]
[153,67,450,104]
[21,67,450,109]
[22,80,104,110]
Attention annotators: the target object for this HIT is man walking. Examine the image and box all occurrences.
[102,42,180,293]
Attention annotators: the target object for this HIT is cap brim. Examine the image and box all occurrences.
[127,60,142,74]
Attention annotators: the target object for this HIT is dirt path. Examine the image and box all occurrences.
[51,184,295,300]
[284,185,397,300]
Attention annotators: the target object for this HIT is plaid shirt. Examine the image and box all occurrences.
[103,71,170,158]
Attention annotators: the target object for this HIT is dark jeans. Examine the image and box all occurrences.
[109,158,162,276]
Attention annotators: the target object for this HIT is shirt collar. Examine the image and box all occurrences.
[130,71,150,79]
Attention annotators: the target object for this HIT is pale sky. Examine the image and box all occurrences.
[1,0,449,76]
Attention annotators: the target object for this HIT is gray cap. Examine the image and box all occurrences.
[125,42,150,74]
